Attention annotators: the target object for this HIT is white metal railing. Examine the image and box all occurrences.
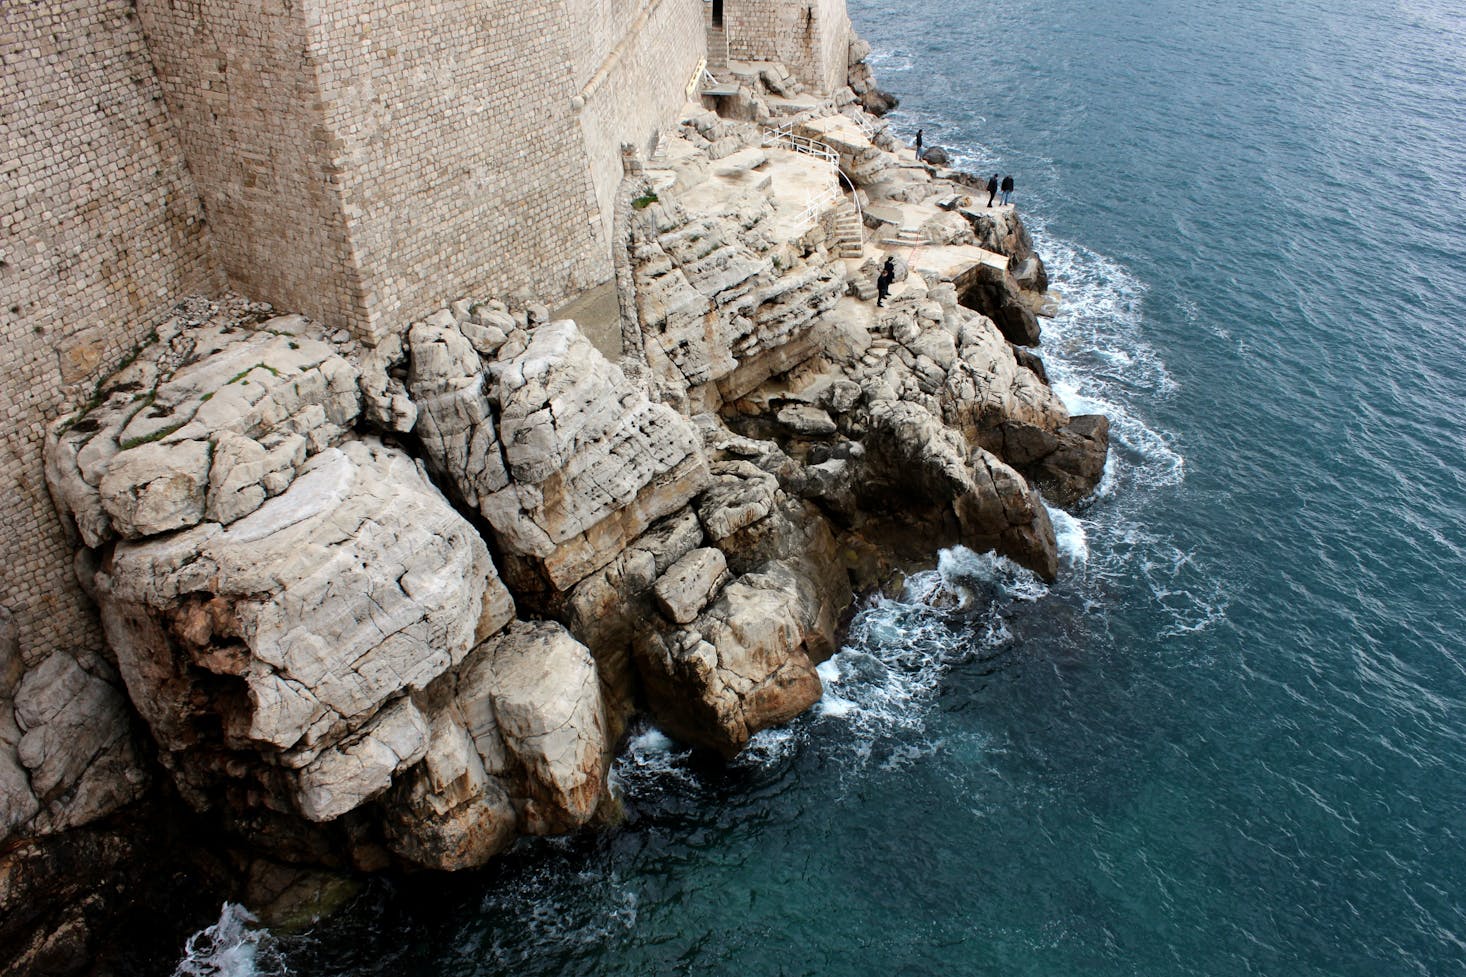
[760,123,840,167]
[788,183,842,232]
[761,123,865,250]
[846,110,883,144]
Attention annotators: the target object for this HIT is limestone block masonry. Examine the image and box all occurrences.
[726,0,851,94]
[0,0,223,660]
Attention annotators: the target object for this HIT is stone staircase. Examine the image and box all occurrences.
[832,201,864,259]
[879,226,926,248]
[706,24,729,76]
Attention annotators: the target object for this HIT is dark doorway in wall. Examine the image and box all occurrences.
[712,0,724,28]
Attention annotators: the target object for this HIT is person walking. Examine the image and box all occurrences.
[876,256,895,307]
[914,128,924,159]
[1000,174,1014,205]
[986,173,999,207]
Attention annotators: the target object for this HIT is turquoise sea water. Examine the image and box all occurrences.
[171,0,1466,973]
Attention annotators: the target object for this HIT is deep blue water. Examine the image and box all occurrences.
[174,0,1466,973]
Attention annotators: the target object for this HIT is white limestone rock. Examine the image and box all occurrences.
[696,460,781,541]
[381,706,517,871]
[636,562,824,756]
[8,649,145,836]
[97,438,210,538]
[460,621,610,835]
[406,318,509,511]
[94,439,515,820]
[296,696,430,822]
[479,320,711,590]
[653,547,731,625]
[47,325,360,547]
[357,333,419,433]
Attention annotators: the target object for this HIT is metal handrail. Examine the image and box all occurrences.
[761,123,865,251]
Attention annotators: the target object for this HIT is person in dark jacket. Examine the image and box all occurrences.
[1000,174,1015,205]
[876,257,895,307]
[914,128,924,159]
[986,173,1000,207]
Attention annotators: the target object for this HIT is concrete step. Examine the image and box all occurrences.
[880,228,926,247]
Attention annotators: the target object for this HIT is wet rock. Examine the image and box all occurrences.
[859,401,1058,581]
[989,415,1111,507]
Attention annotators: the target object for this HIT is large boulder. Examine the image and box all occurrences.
[636,562,825,756]
[381,620,610,870]
[93,439,514,821]
[959,205,1048,291]
[410,317,712,595]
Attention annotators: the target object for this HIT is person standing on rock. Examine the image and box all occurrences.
[1001,174,1015,205]
[914,128,924,159]
[986,173,1000,207]
[876,257,895,307]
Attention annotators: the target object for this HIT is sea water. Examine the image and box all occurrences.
[168,0,1466,973]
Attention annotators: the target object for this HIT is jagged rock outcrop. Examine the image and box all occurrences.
[93,439,513,818]
[958,262,1042,346]
[2,605,147,843]
[859,401,1059,580]
[847,36,899,116]
[410,315,711,595]
[19,91,1108,909]
[959,204,1049,292]
[984,415,1111,507]
[46,315,359,551]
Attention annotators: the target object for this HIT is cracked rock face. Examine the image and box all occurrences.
[636,561,825,757]
[382,620,610,869]
[629,194,844,407]
[94,438,514,822]
[411,316,712,593]
[47,316,360,550]
[2,629,145,839]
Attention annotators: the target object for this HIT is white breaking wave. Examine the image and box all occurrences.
[809,548,1046,767]
[609,725,697,798]
[172,903,288,977]
[1048,505,1090,568]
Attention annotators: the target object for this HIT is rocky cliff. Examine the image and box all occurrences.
[3,89,1107,969]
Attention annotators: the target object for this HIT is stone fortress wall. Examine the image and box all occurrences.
[725,0,851,93]
[569,0,708,249]
[1,0,847,664]
[0,0,223,661]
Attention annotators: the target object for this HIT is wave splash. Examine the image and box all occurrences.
[172,903,289,977]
